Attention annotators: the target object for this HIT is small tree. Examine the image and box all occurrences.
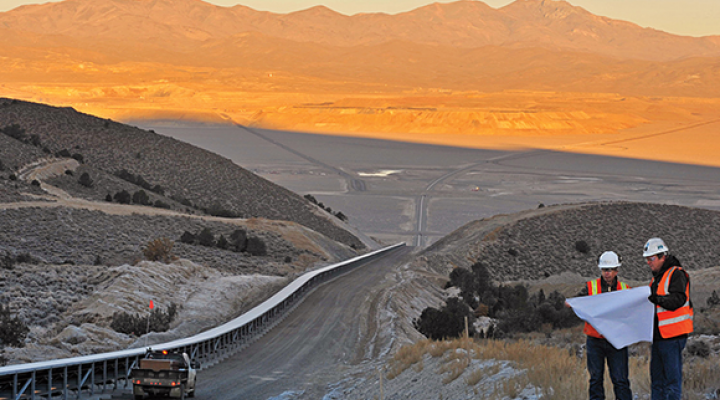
[56,149,72,158]
[0,304,29,347]
[78,172,93,188]
[707,290,720,308]
[113,190,131,204]
[414,297,475,340]
[216,234,229,250]
[142,237,175,263]
[230,229,247,252]
[132,190,151,205]
[246,236,267,256]
[1,123,26,141]
[197,228,215,247]
[180,231,196,244]
[1,252,14,270]
[575,240,590,254]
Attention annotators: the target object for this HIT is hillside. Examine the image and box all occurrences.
[0,98,371,365]
[0,98,366,250]
[416,202,720,282]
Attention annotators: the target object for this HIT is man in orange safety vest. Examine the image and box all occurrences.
[644,238,693,400]
[567,251,632,400]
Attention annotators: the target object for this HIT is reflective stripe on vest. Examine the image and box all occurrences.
[651,266,693,338]
[583,279,629,338]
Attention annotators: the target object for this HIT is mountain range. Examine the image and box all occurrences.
[1,0,719,131]
[2,0,720,61]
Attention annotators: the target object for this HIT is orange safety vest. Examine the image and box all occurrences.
[583,279,629,338]
[651,266,693,338]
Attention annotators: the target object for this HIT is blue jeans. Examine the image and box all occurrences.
[586,336,632,400]
[651,337,687,400]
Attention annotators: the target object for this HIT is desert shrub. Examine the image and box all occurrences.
[15,253,38,264]
[208,207,239,218]
[153,200,171,209]
[449,267,479,308]
[497,289,579,334]
[246,236,267,256]
[1,123,26,141]
[575,240,590,254]
[230,229,248,252]
[216,235,229,250]
[687,340,710,358]
[56,149,72,158]
[0,160,4,171]
[71,153,84,163]
[94,255,103,266]
[115,169,161,193]
[421,262,580,339]
[197,228,215,247]
[1,252,14,270]
[105,193,113,202]
[28,134,41,147]
[0,304,29,347]
[284,256,292,263]
[9,174,17,181]
[170,195,193,208]
[31,179,40,186]
[142,237,175,263]
[304,194,318,204]
[414,297,475,340]
[110,303,178,335]
[113,190,131,204]
[707,290,720,308]
[334,211,348,221]
[180,231,196,244]
[78,172,93,188]
[471,261,493,298]
[151,184,164,195]
[507,248,519,256]
[132,190,151,205]
[65,169,74,176]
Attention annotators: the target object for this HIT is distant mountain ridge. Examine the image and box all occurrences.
[2,0,720,61]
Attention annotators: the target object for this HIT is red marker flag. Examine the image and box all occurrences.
[149,300,154,309]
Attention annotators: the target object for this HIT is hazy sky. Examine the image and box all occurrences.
[2,0,719,37]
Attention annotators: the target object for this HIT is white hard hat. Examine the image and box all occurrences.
[598,251,622,269]
[643,238,668,257]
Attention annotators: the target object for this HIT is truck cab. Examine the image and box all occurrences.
[131,349,199,399]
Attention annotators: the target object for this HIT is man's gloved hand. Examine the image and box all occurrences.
[648,293,659,304]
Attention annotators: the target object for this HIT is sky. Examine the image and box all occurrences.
[1,0,719,37]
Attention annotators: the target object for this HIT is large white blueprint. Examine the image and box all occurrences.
[566,286,654,349]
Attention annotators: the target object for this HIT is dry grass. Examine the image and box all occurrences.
[386,336,720,399]
[385,339,431,379]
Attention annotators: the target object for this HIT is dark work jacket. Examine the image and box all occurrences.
[577,276,621,297]
[650,255,690,341]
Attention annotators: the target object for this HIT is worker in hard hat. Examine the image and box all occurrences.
[644,238,693,400]
[566,251,632,400]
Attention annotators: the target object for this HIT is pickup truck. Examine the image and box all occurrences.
[130,349,199,399]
